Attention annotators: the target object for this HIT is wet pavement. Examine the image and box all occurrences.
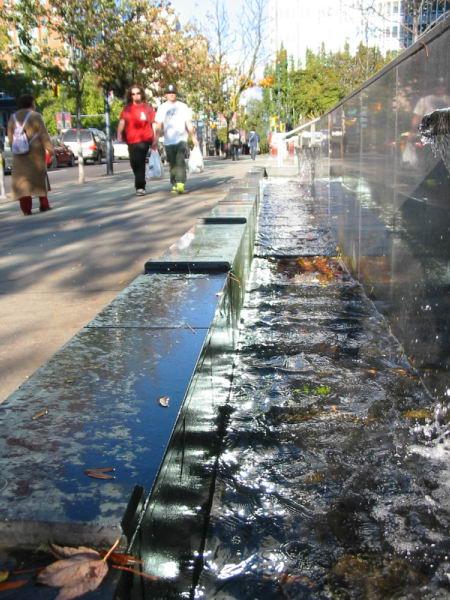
[196,179,450,599]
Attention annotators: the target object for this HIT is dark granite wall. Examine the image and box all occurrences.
[304,20,450,397]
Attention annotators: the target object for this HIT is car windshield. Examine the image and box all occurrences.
[62,130,92,142]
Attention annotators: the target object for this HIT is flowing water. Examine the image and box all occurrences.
[195,179,450,599]
[420,108,450,175]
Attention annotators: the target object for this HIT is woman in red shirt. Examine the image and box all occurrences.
[117,84,155,196]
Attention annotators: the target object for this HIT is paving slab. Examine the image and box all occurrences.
[0,273,228,548]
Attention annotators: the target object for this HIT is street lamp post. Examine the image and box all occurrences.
[104,89,114,176]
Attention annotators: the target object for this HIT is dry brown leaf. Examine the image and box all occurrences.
[100,551,143,566]
[0,579,28,591]
[49,543,100,560]
[32,408,48,420]
[37,556,108,600]
[84,469,115,480]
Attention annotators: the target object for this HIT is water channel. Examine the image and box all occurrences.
[193,178,450,599]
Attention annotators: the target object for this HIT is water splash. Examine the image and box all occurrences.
[419,108,450,174]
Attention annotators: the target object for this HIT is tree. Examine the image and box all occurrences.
[200,0,266,138]
[5,0,212,179]
[7,0,121,181]
[261,44,395,128]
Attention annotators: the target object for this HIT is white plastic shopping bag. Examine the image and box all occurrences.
[146,149,163,179]
[188,146,204,174]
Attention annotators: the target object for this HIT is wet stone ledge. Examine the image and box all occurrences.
[0,174,262,553]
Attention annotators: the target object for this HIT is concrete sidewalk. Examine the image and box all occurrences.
[0,157,264,402]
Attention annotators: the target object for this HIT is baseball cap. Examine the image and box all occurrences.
[165,84,177,94]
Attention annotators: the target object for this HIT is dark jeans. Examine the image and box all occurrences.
[128,141,150,190]
[165,142,187,184]
[231,144,239,160]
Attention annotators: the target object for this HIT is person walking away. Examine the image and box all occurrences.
[228,128,240,161]
[117,84,155,196]
[7,94,54,215]
[248,129,260,161]
[153,84,199,194]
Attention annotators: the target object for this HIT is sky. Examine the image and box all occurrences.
[168,0,243,30]
[167,0,263,102]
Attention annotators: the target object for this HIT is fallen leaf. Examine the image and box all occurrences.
[37,556,108,600]
[158,396,170,407]
[84,470,115,480]
[32,408,48,420]
[0,572,8,583]
[50,543,100,560]
[37,539,119,600]
[84,467,114,473]
[0,580,28,591]
[100,552,142,566]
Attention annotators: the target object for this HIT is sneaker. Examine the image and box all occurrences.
[136,189,146,196]
[176,182,185,194]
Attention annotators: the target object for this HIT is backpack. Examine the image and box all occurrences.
[11,111,33,155]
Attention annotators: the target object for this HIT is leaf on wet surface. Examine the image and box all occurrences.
[32,408,48,420]
[0,571,8,583]
[158,396,170,407]
[37,556,108,600]
[0,579,28,591]
[84,468,115,480]
[402,409,433,421]
[49,543,100,560]
[100,552,142,566]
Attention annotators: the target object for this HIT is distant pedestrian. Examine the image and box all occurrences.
[248,129,260,161]
[228,128,240,161]
[117,84,155,196]
[7,94,54,216]
[153,84,199,194]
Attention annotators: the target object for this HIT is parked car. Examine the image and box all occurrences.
[61,128,109,164]
[1,138,12,174]
[113,139,129,160]
[46,136,76,169]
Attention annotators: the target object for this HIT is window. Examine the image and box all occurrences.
[392,26,398,37]
[393,2,399,13]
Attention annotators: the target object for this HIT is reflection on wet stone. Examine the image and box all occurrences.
[196,179,450,599]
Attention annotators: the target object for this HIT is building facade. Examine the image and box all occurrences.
[267,0,449,64]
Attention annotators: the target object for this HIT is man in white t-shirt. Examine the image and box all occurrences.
[153,84,199,194]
